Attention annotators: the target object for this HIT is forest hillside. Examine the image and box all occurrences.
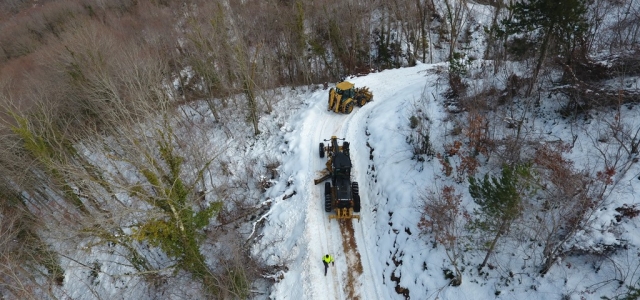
[0,0,639,299]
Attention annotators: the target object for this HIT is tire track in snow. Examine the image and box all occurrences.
[323,102,365,299]
[301,92,347,300]
[340,99,383,300]
[343,70,414,300]
[321,108,364,300]
[295,66,432,300]
[338,220,362,299]
[304,84,385,300]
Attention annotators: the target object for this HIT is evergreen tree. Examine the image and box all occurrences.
[500,0,589,95]
[468,163,535,270]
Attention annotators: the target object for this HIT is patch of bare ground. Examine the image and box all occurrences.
[339,220,363,300]
[390,250,410,299]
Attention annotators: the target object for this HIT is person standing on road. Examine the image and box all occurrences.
[323,254,335,276]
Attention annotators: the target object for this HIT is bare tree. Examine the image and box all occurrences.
[528,143,611,275]
[0,1,276,298]
[0,191,60,300]
[419,185,468,286]
[438,0,471,62]
[586,101,640,176]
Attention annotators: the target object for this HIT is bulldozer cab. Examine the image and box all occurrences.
[335,81,355,98]
[331,152,351,177]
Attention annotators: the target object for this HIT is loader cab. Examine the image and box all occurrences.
[335,81,355,99]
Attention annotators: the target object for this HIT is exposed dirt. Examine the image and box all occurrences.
[339,220,363,300]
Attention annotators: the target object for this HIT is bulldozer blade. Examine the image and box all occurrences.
[313,172,331,185]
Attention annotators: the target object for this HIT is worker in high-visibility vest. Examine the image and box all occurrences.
[322,254,334,276]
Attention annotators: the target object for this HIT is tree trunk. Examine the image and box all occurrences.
[539,250,557,275]
[483,0,503,61]
[527,25,555,97]
[478,219,508,270]
[243,75,260,136]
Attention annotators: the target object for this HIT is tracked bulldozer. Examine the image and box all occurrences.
[327,81,373,114]
[314,136,361,220]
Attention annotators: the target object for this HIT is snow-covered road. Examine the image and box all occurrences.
[297,87,372,300]
[266,64,439,299]
[260,61,637,300]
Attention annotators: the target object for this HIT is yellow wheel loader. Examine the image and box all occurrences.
[314,136,361,221]
[327,81,373,114]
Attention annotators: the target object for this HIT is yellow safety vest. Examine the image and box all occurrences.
[323,255,334,263]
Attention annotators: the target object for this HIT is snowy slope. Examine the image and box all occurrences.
[255,62,640,300]
[256,63,439,299]
[48,61,640,300]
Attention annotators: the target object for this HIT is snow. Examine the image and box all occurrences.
[42,3,640,299]
[249,61,640,300]
[46,61,640,299]
[254,64,436,300]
